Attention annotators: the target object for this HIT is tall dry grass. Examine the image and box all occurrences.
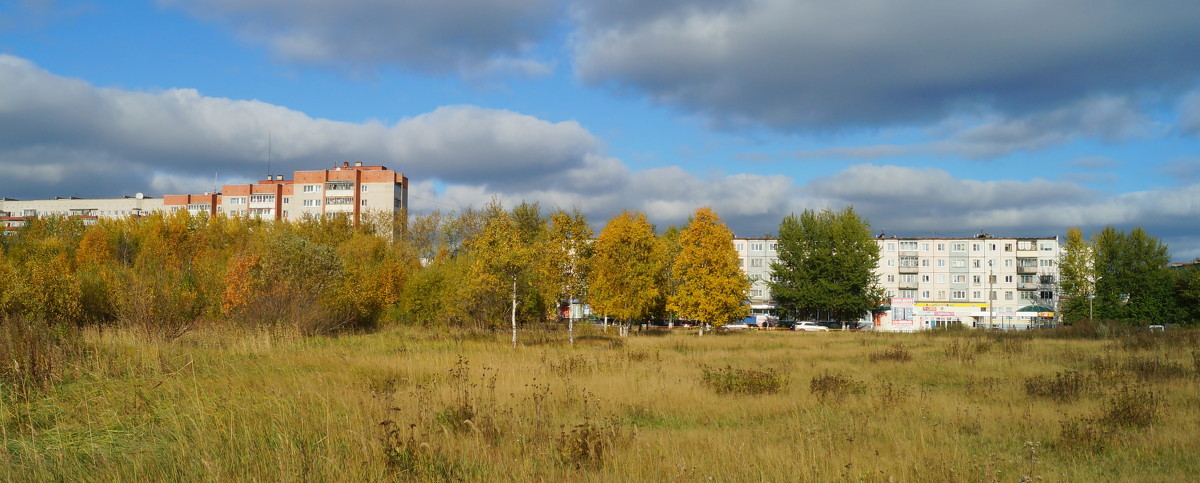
[2,324,1198,481]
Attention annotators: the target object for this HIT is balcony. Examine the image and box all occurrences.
[1017,283,1038,290]
[1017,266,1038,274]
[898,266,919,274]
[899,282,919,290]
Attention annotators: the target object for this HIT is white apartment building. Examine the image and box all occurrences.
[733,234,1061,331]
[1,194,165,231]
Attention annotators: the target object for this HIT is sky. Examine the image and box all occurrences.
[1,0,1199,261]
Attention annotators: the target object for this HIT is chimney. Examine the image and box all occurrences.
[343,162,349,167]
[355,161,362,167]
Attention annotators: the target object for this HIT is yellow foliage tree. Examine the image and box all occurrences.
[668,207,749,328]
[587,210,666,324]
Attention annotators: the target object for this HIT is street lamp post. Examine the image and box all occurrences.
[1089,276,1103,322]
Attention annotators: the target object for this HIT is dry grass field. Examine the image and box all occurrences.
[3,323,1198,481]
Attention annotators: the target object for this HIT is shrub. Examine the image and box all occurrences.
[1100,384,1161,428]
[1024,371,1093,402]
[555,420,624,469]
[1122,356,1189,381]
[701,365,788,395]
[810,371,860,403]
[870,344,913,362]
[0,316,84,395]
[1058,417,1109,453]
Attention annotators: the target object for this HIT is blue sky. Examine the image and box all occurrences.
[2,0,1199,261]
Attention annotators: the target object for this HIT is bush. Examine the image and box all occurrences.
[1024,371,1094,402]
[701,365,788,395]
[810,371,860,403]
[1100,384,1161,428]
[0,316,84,395]
[870,344,913,362]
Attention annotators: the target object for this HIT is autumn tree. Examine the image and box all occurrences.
[587,211,667,326]
[543,207,593,344]
[769,207,882,325]
[1057,227,1096,323]
[668,207,749,329]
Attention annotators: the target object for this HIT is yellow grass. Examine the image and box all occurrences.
[2,325,1198,481]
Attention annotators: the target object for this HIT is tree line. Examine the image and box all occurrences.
[1058,226,1200,326]
[0,203,768,339]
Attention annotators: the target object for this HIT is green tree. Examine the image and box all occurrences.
[1171,262,1200,325]
[769,207,881,325]
[1058,227,1096,323]
[544,207,593,344]
[1093,226,1175,325]
[588,211,667,326]
[667,207,749,329]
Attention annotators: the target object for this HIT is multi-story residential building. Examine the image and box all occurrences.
[874,235,1060,331]
[1,194,164,230]
[732,234,1061,331]
[733,238,779,315]
[2,162,409,232]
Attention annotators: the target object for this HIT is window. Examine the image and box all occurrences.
[1040,275,1054,284]
[886,243,895,251]
[326,197,354,205]
[937,243,945,251]
[736,243,744,251]
[1005,259,1013,268]
[1041,243,1054,251]
[752,289,763,297]
[920,291,931,299]
[973,260,981,268]
[250,194,275,203]
[303,199,321,207]
[749,274,761,280]
[751,243,763,251]
[1005,291,1013,300]
[1021,291,1038,301]
[886,290,895,298]
[887,259,895,266]
[972,243,981,251]
[953,275,966,283]
[899,241,917,250]
[901,274,916,283]
[303,184,320,193]
[937,259,945,267]
[1018,240,1034,250]
[1041,291,1054,300]
[326,181,353,191]
[1040,259,1056,267]
[938,291,945,300]
[952,243,966,251]
[951,259,966,268]
[1004,275,1013,283]
[282,197,289,204]
[228,197,245,205]
[887,275,895,282]
[1018,258,1038,268]
[921,259,930,267]
[900,256,919,267]
[922,275,931,283]
[921,243,930,251]
[1005,243,1013,252]
[750,258,763,267]
[972,275,982,284]
[952,290,966,300]
[770,243,778,251]
[899,290,917,298]
[1021,274,1034,284]
[361,185,368,192]
[361,199,367,206]
[972,291,981,299]
[990,244,997,251]
[937,275,946,283]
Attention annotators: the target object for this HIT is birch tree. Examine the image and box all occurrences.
[668,207,749,329]
[587,211,666,327]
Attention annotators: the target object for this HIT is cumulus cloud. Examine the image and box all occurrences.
[161,0,559,77]
[572,0,1200,131]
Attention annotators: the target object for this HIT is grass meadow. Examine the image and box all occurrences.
[3,322,1199,481]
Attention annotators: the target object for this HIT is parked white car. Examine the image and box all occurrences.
[793,321,829,332]
[721,321,750,330]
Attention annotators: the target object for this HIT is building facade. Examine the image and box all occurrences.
[2,162,408,232]
[732,234,1061,330]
